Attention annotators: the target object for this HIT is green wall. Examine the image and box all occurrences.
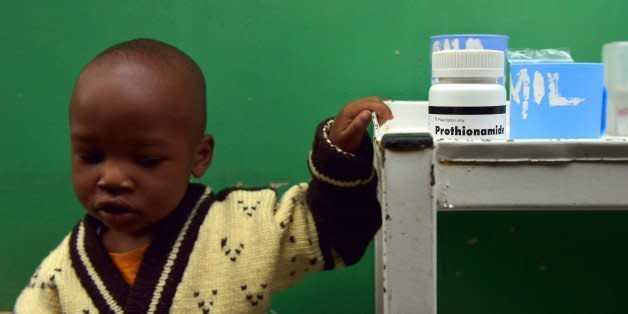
[1,1,627,312]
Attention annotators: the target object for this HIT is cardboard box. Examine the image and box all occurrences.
[509,63,605,139]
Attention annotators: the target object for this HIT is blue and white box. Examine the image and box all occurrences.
[430,34,509,84]
[431,34,509,54]
[509,63,605,139]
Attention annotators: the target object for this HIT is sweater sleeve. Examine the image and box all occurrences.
[305,119,381,268]
[14,238,67,314]
[271,119,381,291]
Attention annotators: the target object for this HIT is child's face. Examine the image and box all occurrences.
[69,62,212,235]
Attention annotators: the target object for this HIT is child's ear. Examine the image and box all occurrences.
[191,135,214,178]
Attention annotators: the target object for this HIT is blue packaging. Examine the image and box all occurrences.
[430,34,509,54]
[430,34,509,84]
[509,63,605,139]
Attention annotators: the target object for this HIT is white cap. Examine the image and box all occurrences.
[432,49,504,78]
[603,41,628,91]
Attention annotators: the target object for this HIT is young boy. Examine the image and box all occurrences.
[14,39,392,313]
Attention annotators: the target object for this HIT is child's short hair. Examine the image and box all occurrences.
[85,38,207,134]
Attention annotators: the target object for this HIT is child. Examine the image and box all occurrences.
[14,38,392,313]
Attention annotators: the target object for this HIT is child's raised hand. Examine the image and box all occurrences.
[329,96,393,154]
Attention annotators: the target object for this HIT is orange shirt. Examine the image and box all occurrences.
[108,245,149,286]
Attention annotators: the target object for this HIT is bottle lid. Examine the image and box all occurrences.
[432,49,504,78]
[602,41,628,90]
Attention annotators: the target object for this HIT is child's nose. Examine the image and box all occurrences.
[97,161,133,193]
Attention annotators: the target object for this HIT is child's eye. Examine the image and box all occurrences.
[134,156,164,167]
[79,152,104,164]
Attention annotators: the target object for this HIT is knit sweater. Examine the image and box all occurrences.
[14,119,381,314]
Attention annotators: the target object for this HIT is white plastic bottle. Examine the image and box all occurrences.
[429,50,506,140]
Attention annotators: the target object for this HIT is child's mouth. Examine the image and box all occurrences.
[94,200,138,217]
[101,206,132,214]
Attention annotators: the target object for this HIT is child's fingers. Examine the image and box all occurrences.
[343,110,372,138]
[351,96,393,125]
[369,98,394,125]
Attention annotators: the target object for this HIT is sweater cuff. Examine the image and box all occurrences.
[308,119,375,188]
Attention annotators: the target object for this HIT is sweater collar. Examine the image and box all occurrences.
[70,183,214,314]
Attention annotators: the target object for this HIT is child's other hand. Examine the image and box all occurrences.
[329,96,393,154]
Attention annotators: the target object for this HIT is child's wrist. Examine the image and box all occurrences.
[322,120,355,158]
[309,119,375,187]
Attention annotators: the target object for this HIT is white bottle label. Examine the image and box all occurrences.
[429,105,506,140]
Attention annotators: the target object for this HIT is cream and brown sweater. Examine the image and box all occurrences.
[14,120,381,313]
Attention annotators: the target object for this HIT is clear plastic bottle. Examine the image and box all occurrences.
[603,41,628,136]
[429,50,506,140]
